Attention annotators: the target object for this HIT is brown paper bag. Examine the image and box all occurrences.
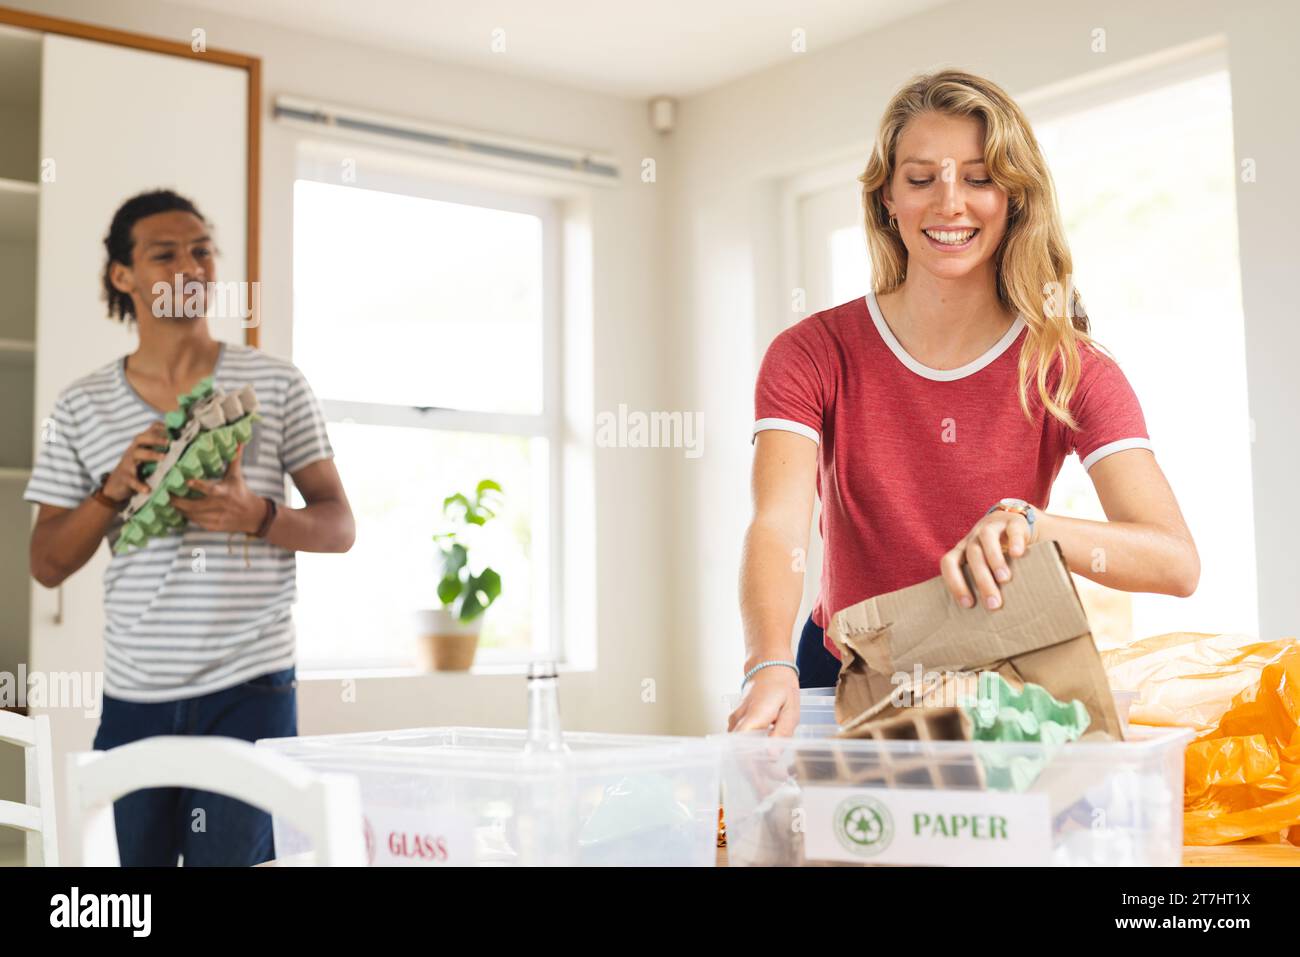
[826,541,1122,739]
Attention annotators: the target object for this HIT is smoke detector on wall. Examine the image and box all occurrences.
[649,96,677,134]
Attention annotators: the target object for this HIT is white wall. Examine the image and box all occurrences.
[664,0,1300,734]
[7,0,678,737]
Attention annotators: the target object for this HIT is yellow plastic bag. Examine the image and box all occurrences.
[1182,642,1300,845]
[1103,633,1300,846]
[1102,632,1293,732]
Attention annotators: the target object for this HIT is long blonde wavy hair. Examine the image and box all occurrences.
[859,69,1092,428]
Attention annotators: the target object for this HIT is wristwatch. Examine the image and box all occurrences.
[987,497,1036,540]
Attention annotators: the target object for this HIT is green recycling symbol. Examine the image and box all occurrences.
[833,796,894,857]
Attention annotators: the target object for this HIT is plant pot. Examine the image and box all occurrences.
[414,608,483,672]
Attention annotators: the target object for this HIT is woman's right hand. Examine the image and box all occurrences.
[102,421,170,502]
[728,666,801,736]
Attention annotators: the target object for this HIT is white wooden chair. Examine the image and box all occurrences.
[65,736,366,866]
[0,710,59,866]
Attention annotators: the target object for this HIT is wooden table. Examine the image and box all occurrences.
[1181,842,1300,866]
[714,843,1300,867]
[263,842,1300,866]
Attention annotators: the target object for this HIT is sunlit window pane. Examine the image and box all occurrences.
[1032,69,1257,643]
[292,423,544,668]
[830,225,870,304]
[292,179,544,414]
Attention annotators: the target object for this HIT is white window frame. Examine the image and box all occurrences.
[292,143,567,668]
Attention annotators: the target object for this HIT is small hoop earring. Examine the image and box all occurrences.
[887,213,898,230]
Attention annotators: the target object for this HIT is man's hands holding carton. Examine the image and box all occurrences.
[104,422,265,534]
[102,421,170,502]
[170,445,266,534]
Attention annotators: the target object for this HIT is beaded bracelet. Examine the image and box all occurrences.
[742,659,800,690]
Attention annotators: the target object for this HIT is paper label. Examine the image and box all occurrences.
[363,806,474,867]
[802,786,1051,866]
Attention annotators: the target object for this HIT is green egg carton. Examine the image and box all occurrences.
[959,672,1091,791]
[114,380,260,554]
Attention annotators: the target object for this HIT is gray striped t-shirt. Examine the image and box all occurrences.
[24,343,333,702]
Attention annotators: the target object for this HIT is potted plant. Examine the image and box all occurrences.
[415,479,504,671]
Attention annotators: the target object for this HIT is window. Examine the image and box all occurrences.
[1030,64,1256,646]
[290,148,562,669]
[829,223,870,307]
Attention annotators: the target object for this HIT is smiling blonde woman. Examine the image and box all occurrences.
[729,69,1199,735]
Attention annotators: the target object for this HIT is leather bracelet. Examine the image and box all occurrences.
[253,497,278,538]
[91,477,130,513]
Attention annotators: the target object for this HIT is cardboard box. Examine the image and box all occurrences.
[826,541,1123,740]
[832,706,985,789]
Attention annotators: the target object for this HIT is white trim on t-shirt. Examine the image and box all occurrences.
[752,417,820,445]
[1080,436,1153,471]
[864,291,1027,382]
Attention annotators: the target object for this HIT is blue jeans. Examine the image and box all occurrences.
[91,666,298,866]
[795,615,841,689]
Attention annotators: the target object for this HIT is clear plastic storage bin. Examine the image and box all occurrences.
[726,689,1140,735]
[257,727,721,866]
[716,724,1192,866]
[724,689,839,729]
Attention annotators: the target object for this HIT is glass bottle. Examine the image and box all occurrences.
[523,660,570,754]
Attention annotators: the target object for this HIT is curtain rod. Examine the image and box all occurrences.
[273,95,620,184]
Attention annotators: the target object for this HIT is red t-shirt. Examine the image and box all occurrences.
[753,292,1151,658]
